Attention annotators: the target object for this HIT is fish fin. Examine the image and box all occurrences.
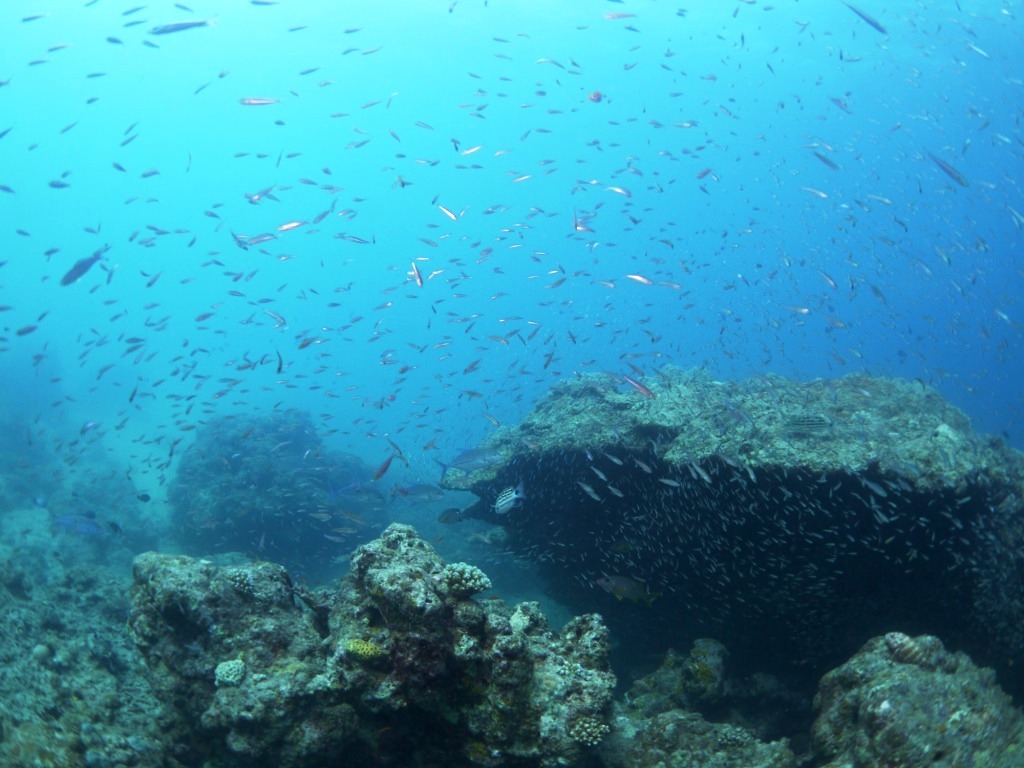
[432,458,450,482]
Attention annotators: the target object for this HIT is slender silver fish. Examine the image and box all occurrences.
[150,20,210,35]
[841,2,887,34]
[927,152,969,188]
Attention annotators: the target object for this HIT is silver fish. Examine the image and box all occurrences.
[436,447,504,478]
[150,20,210,35]
[394,483,446,504]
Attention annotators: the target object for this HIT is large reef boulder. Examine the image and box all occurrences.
[621,638,807,740]
[444,369,999,491]
[129,524,615,767]
[441,368,1024,691]
[812,632,1024,767]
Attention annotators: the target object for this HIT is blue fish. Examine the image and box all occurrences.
[53,514,105,536]
[328,481,384,504]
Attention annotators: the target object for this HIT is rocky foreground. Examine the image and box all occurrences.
[1,517,1022,766]
[125,524,1023,767]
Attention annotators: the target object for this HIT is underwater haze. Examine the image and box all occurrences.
[1,0,1022,477]
[2,0,1024,765]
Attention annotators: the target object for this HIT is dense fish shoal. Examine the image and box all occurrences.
[441,367,1024,691]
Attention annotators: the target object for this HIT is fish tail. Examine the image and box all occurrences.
[432,458,451,482]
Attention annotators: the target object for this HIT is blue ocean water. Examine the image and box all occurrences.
[0,2,1022,763]
[1,0,1021,477]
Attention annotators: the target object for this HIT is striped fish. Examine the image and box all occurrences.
[493,482,526,515]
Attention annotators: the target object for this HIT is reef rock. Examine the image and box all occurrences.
[600,639,799,768]
[622,639,806,740]
[812,632,1024,767]
[0,509,165,768]
[625,639,732,716]
[603,708,796,768]
[129,523,615,767]
[441,368,1024,689]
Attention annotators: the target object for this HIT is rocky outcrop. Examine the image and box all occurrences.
[812,632,1024,768]
[129,524,615,767]
[439,368,1024,688]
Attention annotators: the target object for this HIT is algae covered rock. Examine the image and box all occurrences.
[129,523,615,767]
[625,641,728,718]
[812,632,1024,767]
[445,368,1001,491]
[129,551,359,768]
[338,524,616,766]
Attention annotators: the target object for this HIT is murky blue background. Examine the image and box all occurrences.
[1,0,1021,500]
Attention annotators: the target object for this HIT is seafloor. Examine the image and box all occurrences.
[2,368,1023,767]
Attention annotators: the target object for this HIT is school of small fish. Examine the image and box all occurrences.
[0,1,1019,559]
[486,444,987,662]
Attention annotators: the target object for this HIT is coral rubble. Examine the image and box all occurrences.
[129,523,615,767]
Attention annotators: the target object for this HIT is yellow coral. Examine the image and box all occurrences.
[344,638,387,660]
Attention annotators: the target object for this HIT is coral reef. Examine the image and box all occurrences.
[568,714,610,746]
[214,658,246,687]
[167,409,383,575]
[440,561,493,597]
[6,500,1024,768]
[129,523,615,767]
[625,640,731,718]
[812,632,1024,767]
[441,367,1024,691]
